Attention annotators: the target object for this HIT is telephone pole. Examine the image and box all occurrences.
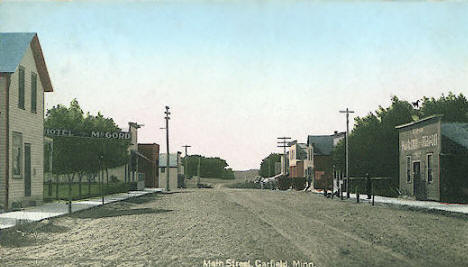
[182,145,191,157]
[277,137,291,175]
[197,156,201,186]
[182,145,191,181]
[165,106,171,192]
[339,108,354,197]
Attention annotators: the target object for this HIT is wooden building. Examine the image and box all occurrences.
[0,33,53,209]
[396,115,468,203]
[159,152,184,190]
[137,143,159,188]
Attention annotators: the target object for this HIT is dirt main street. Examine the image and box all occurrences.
[1,186,467,267]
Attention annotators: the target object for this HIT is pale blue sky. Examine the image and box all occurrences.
[1,0,468,170]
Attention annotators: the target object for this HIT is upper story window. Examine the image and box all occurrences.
[31,72,37,113]
[13,132,23,177]
[427,154,433,183]
[18,66,25,109]
[406,156,411,183]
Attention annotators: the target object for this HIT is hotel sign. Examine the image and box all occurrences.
[45,128,131,140]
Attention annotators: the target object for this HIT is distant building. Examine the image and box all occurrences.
[396,115,468,203]
[0,33,54,209]
[280,152,289,175]
[106,122,144,183]
[159,152,184,190]
[137,143,159,188]
[288,141,307,178]
[307,131,345,189]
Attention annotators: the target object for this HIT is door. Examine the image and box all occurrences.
[413,161,426,200]
[24,143,31,197]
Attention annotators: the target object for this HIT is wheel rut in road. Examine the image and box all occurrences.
[223,190,418,267]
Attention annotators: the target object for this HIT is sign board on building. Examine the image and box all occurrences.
[44,128,131,140]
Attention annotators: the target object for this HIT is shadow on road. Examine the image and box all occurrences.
[124,194,160,204]
[0,221,70,248]
[71,207,173,219]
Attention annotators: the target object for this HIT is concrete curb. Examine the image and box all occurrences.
[310,189,468,215]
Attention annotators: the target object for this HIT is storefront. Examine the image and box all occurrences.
[396,115,468,203]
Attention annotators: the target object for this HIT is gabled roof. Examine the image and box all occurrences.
[441,123,468,150]
[0,32,53,92]
[159,153,179,168]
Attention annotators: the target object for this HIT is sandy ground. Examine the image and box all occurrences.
[0,184,467,267]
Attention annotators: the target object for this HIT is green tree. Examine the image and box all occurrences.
[183,155,234,179]
[333,96,416,194]
[259,153,281,178]
[45,99,130,198]
[419,92,468,122]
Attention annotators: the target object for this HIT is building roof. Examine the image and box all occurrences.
[0,32,53,92]
[441,123,468,150]
[296,143,308,159]
[159,153,179,167]
[395,114,443,130]
[307,135,334,156]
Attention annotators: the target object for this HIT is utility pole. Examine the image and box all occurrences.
[339,108,355,198]
[197,156,201,186]
[182,145,191,157]
[277,137,291,175]
[182,145,191,182]
[165,106,171,192]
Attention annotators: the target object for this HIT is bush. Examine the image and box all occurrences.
[128,182,137,191]
[11,201,23,211]
[277,176,291,190]
[110,175,119,183]
[226,182,262,189]
[292,177,306,191]
[348,178,399,197]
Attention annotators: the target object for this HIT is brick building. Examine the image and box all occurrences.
[307,131,345,189]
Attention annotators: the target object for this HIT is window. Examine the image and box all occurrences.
[161,167,165,173]
[13,132,23,177]
[427,154,433,183]
[406,156,411,183]
[18,66,25,109]
[31,72,37,113]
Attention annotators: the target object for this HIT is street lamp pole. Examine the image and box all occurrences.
[339,108,355,198]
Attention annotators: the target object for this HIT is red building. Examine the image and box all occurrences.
[307,132,345,189]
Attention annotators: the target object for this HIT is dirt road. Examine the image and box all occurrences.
[1,187,467,266]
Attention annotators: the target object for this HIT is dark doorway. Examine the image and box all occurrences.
[24,143,31,197]
[413,161,426,200]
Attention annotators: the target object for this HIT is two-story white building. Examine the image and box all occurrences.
[0,33,53,210]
